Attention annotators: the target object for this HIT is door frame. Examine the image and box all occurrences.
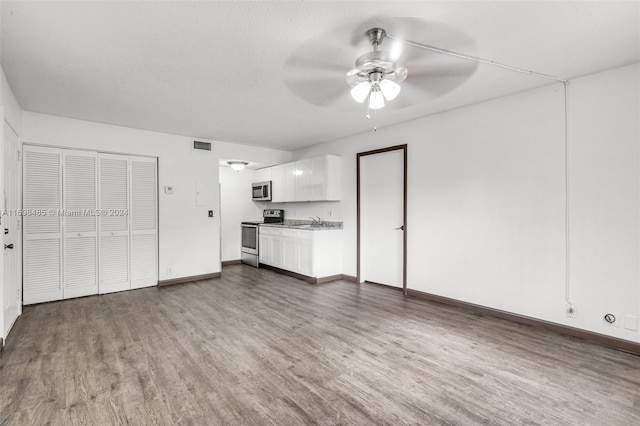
[356,144,408,294]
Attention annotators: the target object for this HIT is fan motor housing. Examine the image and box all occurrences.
[354,51,397,77]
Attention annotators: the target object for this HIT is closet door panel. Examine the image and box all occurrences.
[23,146,63,304]
[132,233,157,284]
[63,150,98,298]
[130,157,158,289]
[98,154,130,294]
[100,235,129,291]
[23,239,62,304]
[23,148,62,235]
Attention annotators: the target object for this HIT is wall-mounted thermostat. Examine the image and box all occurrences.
[164,186,174,194]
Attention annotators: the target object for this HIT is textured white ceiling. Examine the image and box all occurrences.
[2,1,639,150]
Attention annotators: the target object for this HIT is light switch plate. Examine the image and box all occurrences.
[164,186,174,194]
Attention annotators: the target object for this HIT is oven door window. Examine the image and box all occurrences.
[242,226,257,250]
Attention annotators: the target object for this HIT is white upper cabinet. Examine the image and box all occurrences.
[294,155,341,202]
[254,155,341,203]
[271,164,285,203]
[254,167,272,183]
[295,158,312,201]
[283,162,297,202]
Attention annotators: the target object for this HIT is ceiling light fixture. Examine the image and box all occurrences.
[227,161,249,171]
[346,28,407,112]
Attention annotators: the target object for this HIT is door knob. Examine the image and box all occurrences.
[394,225,404,231]
[4,244,14,249]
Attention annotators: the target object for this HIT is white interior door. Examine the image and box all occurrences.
[360,149,405,288]
[130,156,158,289]
[63,149,98,298]
[23,146,63,304]
[98,153,130,294]
[3,121,22,335]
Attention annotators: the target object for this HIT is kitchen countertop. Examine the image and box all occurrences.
[260,220,343,231]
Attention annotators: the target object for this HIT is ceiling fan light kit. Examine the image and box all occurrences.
[346,28,407,112]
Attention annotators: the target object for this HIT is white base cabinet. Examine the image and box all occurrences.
[259,226,341,279]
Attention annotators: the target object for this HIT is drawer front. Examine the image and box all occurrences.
[259,226,283,236]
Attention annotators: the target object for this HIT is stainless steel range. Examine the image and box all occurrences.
[241,209,284,267]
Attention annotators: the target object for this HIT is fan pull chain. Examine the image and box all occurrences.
[365,93,377,132]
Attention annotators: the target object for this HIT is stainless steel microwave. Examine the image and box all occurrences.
[252,181,271,201]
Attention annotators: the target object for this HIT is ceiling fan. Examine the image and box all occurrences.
[283,18,480,112]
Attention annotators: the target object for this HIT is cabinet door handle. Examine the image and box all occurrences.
[4,244,14,249]
[395,225,404,231]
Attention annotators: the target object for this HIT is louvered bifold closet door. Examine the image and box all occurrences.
[63,150,98,298]
[23,146,63,304]
[130,156,158,289]
[98,153,130,294]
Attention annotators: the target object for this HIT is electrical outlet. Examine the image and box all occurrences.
[328,210,333,217]
[167,266,173,275]
[625,315,638,331]
[566,304,576,318]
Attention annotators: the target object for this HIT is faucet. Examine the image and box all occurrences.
[310,216,322,224]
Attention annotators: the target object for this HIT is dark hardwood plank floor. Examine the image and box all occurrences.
[1,264,639,425]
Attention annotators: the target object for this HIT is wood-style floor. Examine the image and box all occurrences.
[1,264,639,425]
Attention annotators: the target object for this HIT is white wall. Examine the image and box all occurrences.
[568,63,640,341]
[289,63,640,343]
[2,71,22,135]
[22,112,220,281]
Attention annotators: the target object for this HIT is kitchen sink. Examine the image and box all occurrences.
[291,223,332,229]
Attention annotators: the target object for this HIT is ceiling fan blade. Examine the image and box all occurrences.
[390,74,471,107]
[285,77,353,108]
